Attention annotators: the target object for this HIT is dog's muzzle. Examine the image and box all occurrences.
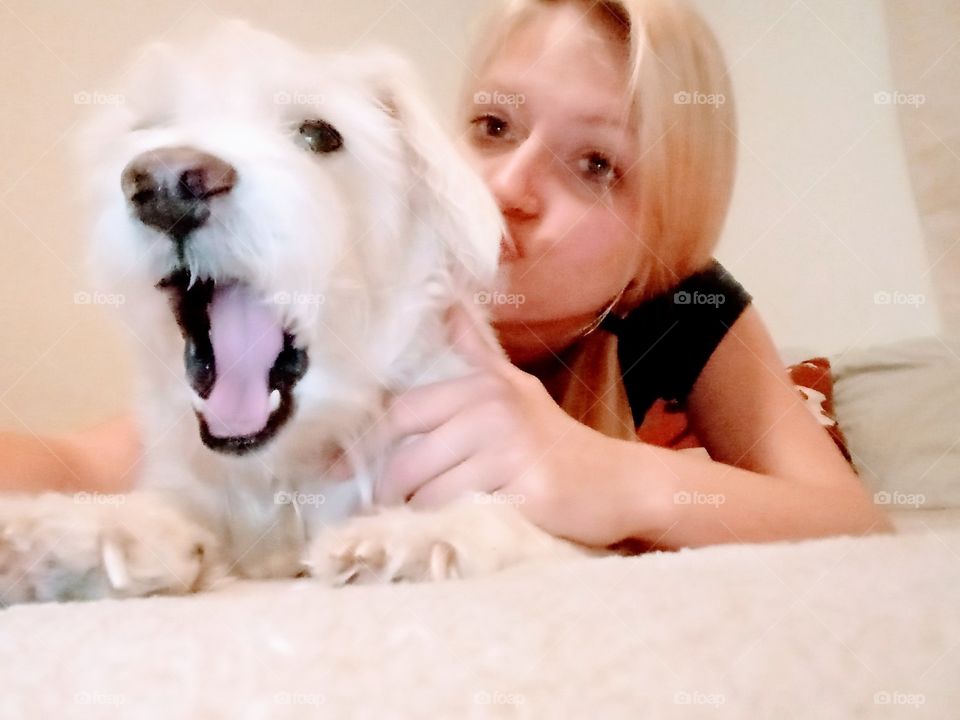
[123,146,309,456]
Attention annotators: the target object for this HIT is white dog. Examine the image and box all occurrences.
[0,23,589,604]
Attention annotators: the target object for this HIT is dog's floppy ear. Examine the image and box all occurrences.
[361,50,503,293]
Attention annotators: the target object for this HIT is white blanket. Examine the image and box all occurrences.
[2,509,958,719]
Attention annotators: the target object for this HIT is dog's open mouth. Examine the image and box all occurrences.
[157,269,308,455]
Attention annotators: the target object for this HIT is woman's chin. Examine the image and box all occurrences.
[491,310,596,364]
[491,307,583,331]
[488,302,528,326]
[489,295,561,325]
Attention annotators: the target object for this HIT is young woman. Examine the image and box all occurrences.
[0,0,893,550]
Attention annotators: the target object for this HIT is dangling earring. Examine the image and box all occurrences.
[577,283,628,338]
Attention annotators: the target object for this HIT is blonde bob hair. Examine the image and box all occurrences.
[462,0,738,440]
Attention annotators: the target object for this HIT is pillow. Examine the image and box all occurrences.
[830,336,960,509]
[636,357,854,466]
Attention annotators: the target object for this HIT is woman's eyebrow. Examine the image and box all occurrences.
[571,112,632,130]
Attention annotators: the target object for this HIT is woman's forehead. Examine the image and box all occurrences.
[488,24,628,91]
[501,4,626,69]
[478,6,631,107]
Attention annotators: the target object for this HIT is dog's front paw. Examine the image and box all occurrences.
[0,493,219,604]
[305,496,590,586]
[306,507,463,585]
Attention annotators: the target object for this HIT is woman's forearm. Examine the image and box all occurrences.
[0,432,85,493]
[619,441,894,550]
[0,414,140,495]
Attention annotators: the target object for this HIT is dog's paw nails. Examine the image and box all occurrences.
[316,540,388,585]
[304,543,353,585]
[100,537,132,592]
[0,496,221,605]
[324,539,379,573]
[306,513,465,586]
[353,539,386,568]
[428,541,460,581]
[327,541,354,564]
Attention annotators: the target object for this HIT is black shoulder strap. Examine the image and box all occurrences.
[601,260,753,427]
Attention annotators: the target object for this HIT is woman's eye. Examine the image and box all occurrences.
[470,114,510,140]
[579,152,620,186]
[297,119,343,153]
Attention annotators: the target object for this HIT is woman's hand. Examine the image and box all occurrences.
[372,304,650,548]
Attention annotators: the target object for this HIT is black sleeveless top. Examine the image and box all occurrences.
[600,259,753,427]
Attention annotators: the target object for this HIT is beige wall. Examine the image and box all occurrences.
[1,0,955,433]
[691,0,944,361]
[884,0,960,340]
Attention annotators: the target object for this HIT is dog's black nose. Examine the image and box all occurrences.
[121,146,237,243]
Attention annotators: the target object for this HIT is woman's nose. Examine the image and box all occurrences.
[485,137,542,222]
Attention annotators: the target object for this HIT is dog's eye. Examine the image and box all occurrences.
[297,119,343,153]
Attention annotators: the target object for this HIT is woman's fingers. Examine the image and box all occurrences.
[407,457,496,509]
[375,407,485,505]
[377,372,487,447]
[375,303,503,447]
[371,302,510,505]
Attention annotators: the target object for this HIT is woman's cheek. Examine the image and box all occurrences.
[489,266,554,322]
[567,213,637,277]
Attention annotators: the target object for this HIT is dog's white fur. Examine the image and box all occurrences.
[0,22,588,604]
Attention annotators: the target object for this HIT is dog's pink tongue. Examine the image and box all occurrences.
[203,284,283,438]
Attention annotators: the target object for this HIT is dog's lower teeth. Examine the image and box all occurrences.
[269,389,281,412]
